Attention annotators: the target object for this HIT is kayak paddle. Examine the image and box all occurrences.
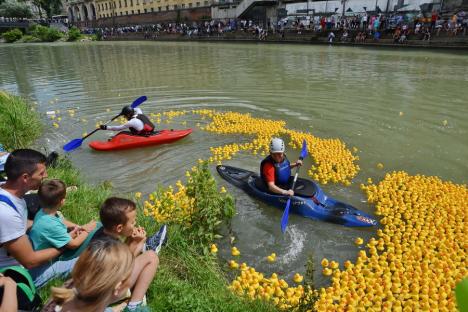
[63,96,147,152]
[280,139,307,233]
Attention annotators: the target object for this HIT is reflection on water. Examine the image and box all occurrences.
[1,42,467,285]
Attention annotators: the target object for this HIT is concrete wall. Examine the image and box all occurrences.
[211,5,238,19]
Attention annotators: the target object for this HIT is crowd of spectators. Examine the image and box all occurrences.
[58,9,468,44]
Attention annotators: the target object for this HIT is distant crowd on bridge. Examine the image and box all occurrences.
[79,10,467,43]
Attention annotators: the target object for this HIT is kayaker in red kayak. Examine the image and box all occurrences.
[260,138,302,197]
[99,106,155,136]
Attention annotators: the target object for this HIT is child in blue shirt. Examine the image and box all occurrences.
[29,179,96,258]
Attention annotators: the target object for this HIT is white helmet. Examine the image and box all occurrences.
[270,138,285,153]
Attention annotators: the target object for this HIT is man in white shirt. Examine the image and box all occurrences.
[0,149,75,288]
[100,106,155,136]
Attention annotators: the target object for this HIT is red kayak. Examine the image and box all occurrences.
[89,129,192,151]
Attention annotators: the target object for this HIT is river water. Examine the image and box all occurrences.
[1,42,467,285]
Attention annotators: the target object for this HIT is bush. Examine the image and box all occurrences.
[144,162,235,254]
[20,35,40,43]
[2,28,22,43]
[29,25,62,42]
[44,27,62,42]
[0,91,42,150]
[67,26,81,41]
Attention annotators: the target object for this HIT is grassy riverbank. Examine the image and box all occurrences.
[1,91,276,311]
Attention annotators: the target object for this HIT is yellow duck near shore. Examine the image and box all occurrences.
[231,247,240,256]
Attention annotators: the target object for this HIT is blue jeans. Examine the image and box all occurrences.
[28,257,78,288]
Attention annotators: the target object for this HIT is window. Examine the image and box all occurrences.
[119,0,122,7]
[126,10,128,14]
[204,0,208,5]
[105,3,108,10]
[181,3,185,8]
[166,5,169,10]
[189,3,192,7]
[131,9,134,13]
[136,0,139,4]
[158,6,161,11]
[144,8,147,12]
[130,0,133,6]
[125,0,127,6]
[151,7,154,11]
[120,11,122,15]
[196,1,200,6]
[137,9,140,13]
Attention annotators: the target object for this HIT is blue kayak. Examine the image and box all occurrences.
[216,165,377,227]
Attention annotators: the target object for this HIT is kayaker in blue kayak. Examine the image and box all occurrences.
[99,106,155,136]
[260,138,302,197]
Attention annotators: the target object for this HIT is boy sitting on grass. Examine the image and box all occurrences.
[28,179,97,286]
[91,197,167,312]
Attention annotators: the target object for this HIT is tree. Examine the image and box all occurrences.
[0,1,33,18]
[27,0,62,18]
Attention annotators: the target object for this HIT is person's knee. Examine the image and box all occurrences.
[142,250,159,267]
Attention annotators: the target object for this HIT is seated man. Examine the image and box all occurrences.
[260,138,302,196]
[0,149,74,291]
[100,106,155,136]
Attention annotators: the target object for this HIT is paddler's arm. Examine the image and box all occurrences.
[267,181,294,197]
[290,159,303,168]
[105,119,143,131]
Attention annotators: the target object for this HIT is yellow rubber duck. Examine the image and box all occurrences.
[231,247,240,256]
[229,260,239,269]
[330,261,339,269]
[322,268,333,276]
[267,253,276,263]
[355,237,364,245]
[321,258,329,268]
[293,273,303,283]
[210,244,218,254]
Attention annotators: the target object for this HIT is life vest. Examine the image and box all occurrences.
[130,114,155,135]
[260,155,291,186]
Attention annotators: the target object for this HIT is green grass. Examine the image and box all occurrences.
[144,226,277,312]
[0,91,42,151]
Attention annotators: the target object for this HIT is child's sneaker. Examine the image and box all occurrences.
[145,224,167,254]
[123,302,149,312]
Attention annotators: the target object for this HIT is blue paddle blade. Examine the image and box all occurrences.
[280,198,292,233]
[63,138,83,152]
[131,96,147,108]
[300,139,308,159]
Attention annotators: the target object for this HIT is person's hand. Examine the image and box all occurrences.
[296,159,303,167]
[82,220,97,232]
[0,276,16,288]
[283,189,294,196]
[99,125,107,130]
[132,226,147,242]
[69,226,80,238]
